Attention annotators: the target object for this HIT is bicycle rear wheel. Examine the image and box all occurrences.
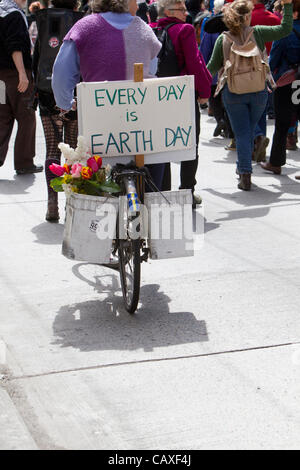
[118,237,141,314]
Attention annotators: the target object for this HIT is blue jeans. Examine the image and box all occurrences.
[222,85,268,174]
[254,106,267,138]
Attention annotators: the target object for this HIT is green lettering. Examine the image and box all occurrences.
[181,126,192,146]
[165,128,175,147]
[158,86,168,101]
[91,134,104,154]
[105,133,120,154]
[106,89,118,105]
[118,88,126,104]
[94,89,105,107]
[167,85,178,101]
[176,84,186,99]
[137,87,147,104]
[119,132,131,153]
[127,88,137,105]
[142,130,153,151]
[130,130,142,152]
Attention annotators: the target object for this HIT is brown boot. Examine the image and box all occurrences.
[286,132,297,151]
[260,162,282,175]
[252,136,269,162]
[46,192,59,222]
[238,173,251,191]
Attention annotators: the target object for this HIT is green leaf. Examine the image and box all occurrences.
[50,177,64,192]
[99,179,121,193]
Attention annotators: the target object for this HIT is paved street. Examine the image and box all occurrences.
[0,110,300,450]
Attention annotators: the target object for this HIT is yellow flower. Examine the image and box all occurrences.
[63,174,72,184]
[81,166,93,180]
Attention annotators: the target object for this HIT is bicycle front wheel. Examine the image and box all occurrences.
[118,237,141,314]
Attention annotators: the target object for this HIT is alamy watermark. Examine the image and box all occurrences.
[291,80,300,105]
[93,201,205,253]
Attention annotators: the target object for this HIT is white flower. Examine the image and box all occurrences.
[58,136,90,166]
[62,183,73,197]
[105,164,112,177]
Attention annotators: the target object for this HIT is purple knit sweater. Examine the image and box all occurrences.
[64,13,161,82]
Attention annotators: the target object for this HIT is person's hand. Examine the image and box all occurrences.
[18,73,29,93]
[281,0,292,4]
[198,97,209,105]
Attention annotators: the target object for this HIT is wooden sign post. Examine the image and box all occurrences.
[134,63,145,200]
[134,63,144,169]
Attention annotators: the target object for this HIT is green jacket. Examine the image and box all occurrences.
[207,3,293,77]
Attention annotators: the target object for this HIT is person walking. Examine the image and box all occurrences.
[33,0,83,222]
[261,0,300,176]
[156,0,212,207]
[207,0,293,191]
[52,0,165,191]
[250,0,281,163]
[0,0,43,175]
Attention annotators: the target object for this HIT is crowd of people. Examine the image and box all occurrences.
[0,0,299,221]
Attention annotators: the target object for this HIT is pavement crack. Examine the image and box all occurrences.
[7,340,300,382]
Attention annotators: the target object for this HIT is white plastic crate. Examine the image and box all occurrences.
[62,192,119,264]
[144,189,194,259]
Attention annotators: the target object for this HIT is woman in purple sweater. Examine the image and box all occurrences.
[156,0,212,207]
[52,0,165,190]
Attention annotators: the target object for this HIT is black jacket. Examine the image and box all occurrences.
[0,11,32,70]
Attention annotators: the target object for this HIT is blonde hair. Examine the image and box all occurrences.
[223,0,253,36]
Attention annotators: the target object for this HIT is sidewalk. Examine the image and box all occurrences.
[0,112,300,450]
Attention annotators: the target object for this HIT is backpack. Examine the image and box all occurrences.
[222,28,268,94]
[154,24,181,77]
[34,8,84,93]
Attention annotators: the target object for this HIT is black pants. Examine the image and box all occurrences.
[209,85,234,139]
[270,84,300,166]
[209,84,224,123]
[162,98,200,192]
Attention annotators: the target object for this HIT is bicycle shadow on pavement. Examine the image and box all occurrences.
[0,174,36,195]
[52,263,208,353]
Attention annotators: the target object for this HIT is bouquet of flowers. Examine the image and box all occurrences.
[49,136,120,196]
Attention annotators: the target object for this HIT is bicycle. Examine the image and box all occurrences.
[108,163,163,314]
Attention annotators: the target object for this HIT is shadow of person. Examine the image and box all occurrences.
[52,263,209,353]
[204,180,300,209]
[31,222,64,245]
[0,174,36,195]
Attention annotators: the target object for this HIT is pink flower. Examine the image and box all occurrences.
[71,163,83,178]
[87,157,98,173]
[93,155,103,169]
[49,163,66,177]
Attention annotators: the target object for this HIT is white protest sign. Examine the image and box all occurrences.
[77,75,196,164]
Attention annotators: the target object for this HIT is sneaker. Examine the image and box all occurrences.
[225,139,236,151]
[213,119,227,138]
[16,164,43,175]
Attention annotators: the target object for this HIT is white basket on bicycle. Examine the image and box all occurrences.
[62,192,119,264]
[144,189,194,260]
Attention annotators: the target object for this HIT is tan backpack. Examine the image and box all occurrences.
[222,28,269,95]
